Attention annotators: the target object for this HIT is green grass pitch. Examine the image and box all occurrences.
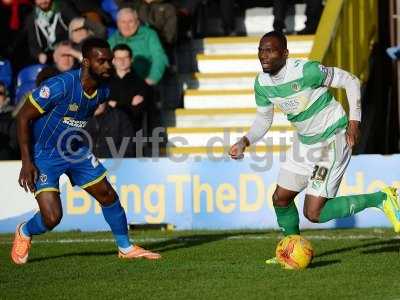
[1,228,399,299]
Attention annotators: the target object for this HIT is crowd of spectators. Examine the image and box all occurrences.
[0,0,323,160]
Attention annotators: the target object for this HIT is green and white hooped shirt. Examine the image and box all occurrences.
[255,58,348,145]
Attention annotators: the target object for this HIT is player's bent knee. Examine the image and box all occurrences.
[272,192,281,206]
[304,210,320,223]
[272,190,293,207]
[43,211,63,230]
[85,179,118,206]
[97,187,117,206]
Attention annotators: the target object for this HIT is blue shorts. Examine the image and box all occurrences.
[33,147,107,196]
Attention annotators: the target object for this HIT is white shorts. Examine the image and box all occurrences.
[277,130,351,198]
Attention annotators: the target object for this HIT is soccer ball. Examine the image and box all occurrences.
[275,235,314,270]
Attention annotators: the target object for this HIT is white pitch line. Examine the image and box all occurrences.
[227,234,400,241]
[0,234,398,245]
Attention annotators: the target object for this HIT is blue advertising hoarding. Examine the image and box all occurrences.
[1,154,399,233]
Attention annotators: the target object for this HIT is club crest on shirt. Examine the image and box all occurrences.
[69,103,79,112]
[39,86,50,99]
[291,82,301,92]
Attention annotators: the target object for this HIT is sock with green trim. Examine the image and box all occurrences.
[274,202,300,236]
[319,191,385,223]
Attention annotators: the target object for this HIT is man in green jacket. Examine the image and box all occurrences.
[108,7,168,85]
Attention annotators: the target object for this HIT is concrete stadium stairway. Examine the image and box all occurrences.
[166,6,314,156]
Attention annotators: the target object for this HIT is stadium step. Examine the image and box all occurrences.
[244,5,307,35]
[201,35,314,55]
[196,53,309,73]
[182,72,257,90]
[198,5,307,36]
[166,126,294,148]
[183,89,254,109]
[173,108,290,128]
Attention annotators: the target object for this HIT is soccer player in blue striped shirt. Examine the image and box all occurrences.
[11,38,161,264]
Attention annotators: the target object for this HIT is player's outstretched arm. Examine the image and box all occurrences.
[229,105,274,159]
[16,99,42,193]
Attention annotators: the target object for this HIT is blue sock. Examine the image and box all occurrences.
[101,198,132,251]
[22,212,49,237]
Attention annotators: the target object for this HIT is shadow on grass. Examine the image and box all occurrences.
[362,245,400,254]
[316,239,400,258]
[145,231,272,253]
[28,232,399,263]
[308,259,341,269]
[29,231,275,263]
[29,251,117,263]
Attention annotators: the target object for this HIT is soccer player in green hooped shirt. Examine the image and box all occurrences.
[229,31,400,263]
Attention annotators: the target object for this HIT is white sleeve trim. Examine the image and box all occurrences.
[328,67,362,121]
[245,105,274,144]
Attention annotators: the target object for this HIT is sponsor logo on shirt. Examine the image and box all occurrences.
[279,98,300,113]
[63,117,87,128]
[39,86,50,99]
[273,94,309,115]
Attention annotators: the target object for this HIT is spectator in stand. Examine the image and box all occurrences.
[136,0,177,67]
[85,103,135,158]
[0,57,13,91]
[109,44,150,133]
[179,0,237,36]
[25,0,78,64]
[0,82,18,160]
[108,7,168,86]
[0,82,14,114]
[273,0,323,34]
[297,0,323,35]
[0,0,32,34]
[35,40,78,84]
[272,0,295,33]
[52,41,79,71]
[218,0,236,36]
[0,0,33,71]
[65,0,108,25]
[69,17,107,53]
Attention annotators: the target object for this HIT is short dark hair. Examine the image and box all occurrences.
[112,44,132,58]
[82,38,110,58]
[261,31,287,49]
